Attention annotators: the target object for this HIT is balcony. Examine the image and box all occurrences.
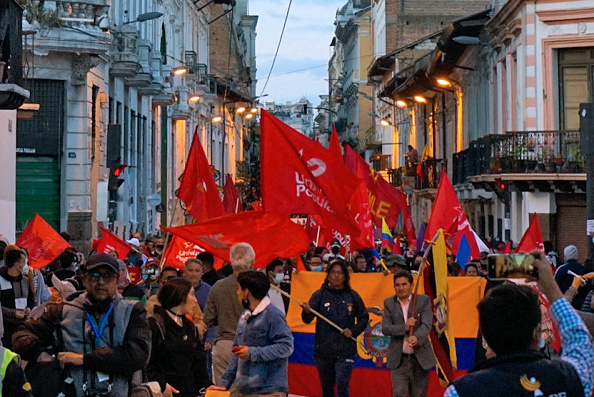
[391,159,445,196]
[453,130,586,193]
[22,0,110,56]
[0,0,29,109]
[110,25,141,78]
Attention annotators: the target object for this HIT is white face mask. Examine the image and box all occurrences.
[273,273,284,284]
[22,264,30,275]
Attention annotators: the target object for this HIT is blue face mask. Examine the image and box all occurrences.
[273,273,285,284]
[311,265,323,272]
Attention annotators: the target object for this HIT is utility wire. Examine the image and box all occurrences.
[257,53,375,80]
[258,0,292,98]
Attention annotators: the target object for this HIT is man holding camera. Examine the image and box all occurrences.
[13,253,151,397]
[444,251,594,397]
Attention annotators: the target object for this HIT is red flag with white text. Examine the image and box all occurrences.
[162,211,310,268]
[516,213,544,253]
[329,125,342,162]
[16,214,71,269]
[176,130,225,221]
[96,227,132,260]
[223,174,241,214]
[344,145,416,248]
[260,110,361,234]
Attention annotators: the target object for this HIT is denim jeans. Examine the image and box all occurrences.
[314,356,354,397]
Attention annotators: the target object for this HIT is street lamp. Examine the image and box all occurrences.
[123,12,163,25]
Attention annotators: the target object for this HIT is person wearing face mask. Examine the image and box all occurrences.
[154,236,166,258]
[138,259,162,297]
[309,255,324,272]
[323,241,345,264]
[20,247,50,306]
[208,270,293,396]
[265,259,286,315]
[0,246,34,349]
[203,243,255,396]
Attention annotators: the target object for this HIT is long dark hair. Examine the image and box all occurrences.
[323,260,351,290]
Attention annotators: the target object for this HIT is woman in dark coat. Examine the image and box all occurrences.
[147,277,210,397]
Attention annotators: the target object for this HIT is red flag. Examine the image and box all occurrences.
[222,174,241,214]
[163,235,205,270]
[162,211,310,268]
[516,213,544,253]
[176,130,225,221]
[16,214,71,269]
[503,241,512,254]
[96,227,131,260]
[329,125,342,162]
[349,182,374,249]
[344,145,416,247]
[295,256,307,271]
[260,110,361,234]
[251,200,262,211]
[425,172,480,259]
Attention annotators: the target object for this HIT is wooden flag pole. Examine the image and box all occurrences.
[315,226,321,247]
[270,284,358,344]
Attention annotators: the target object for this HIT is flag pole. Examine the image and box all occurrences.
[270,284,359,344]
[315,226,321,246]
[409,230,441,337]
[235,198,240,213]
[158,197,181,269]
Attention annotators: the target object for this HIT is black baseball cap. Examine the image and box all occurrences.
[84,253,119,273]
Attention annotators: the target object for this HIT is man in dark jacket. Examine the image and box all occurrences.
[301,261,369,397]
[13,253,151,397]
[382,270,435,397]
[445,252,594,397]
[554,244,584,293]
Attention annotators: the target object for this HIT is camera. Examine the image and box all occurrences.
[487,254,538,279]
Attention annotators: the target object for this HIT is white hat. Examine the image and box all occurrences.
[126,237,140,247]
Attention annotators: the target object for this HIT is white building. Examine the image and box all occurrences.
[17,0,256,252]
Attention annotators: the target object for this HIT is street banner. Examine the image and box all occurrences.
[96,227,131,260]
[177,130,225,221]
[286,272,487,396]
[423,230,458,385]
[516,213,544,253]
[223,174,241,214]
[16,213,71,269]
[425,172,480,258]
[162,210,309,268]
[344,145,416,248]
[260,110,361,235]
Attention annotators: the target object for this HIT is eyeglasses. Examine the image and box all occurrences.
[87,272,117,282]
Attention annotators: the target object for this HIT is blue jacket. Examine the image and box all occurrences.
[220,297,294,394]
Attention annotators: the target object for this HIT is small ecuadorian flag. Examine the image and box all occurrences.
[381,218,395,252]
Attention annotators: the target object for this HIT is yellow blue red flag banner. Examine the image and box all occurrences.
[286,272,486,396]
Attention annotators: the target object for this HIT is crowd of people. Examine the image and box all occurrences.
[0,231,592,397]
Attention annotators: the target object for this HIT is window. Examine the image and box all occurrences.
[558,48,594,130]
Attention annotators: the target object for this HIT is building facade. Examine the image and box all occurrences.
[16,0,256,253]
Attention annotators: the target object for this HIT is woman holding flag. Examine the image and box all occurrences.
[300,261,369,397]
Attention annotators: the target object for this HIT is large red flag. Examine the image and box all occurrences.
[176,130,225,221]
[222,174,241,214]
[96,227,131,260]
[425,172,480,259]
[516,213,544,253]
[344,145,416,247]
[162,235,225,270]
[16,214,71,269]
[261,109,361,234]
[162,211,310,268]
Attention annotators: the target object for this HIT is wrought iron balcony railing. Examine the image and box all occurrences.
[390,158,446,190]
[453,130,584,185]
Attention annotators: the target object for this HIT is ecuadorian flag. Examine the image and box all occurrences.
[381,218,395,252]
[286,272,486,396]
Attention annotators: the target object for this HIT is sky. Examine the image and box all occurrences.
[249,0,346,107]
